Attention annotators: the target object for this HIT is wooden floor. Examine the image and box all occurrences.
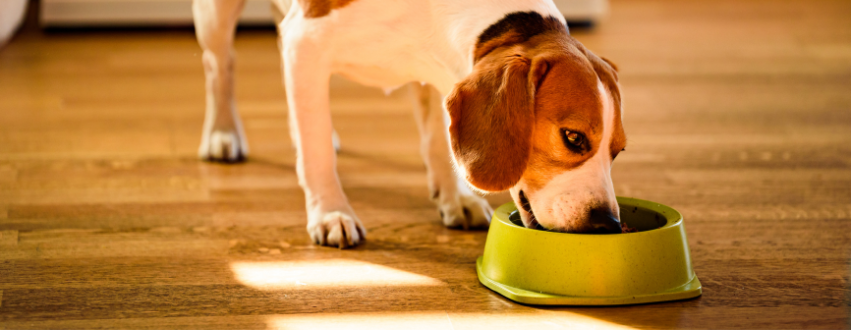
[1,0,850,329]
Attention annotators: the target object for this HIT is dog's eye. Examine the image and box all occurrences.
[562,129,588,152]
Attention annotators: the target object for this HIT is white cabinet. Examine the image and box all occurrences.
[553,0,608,23]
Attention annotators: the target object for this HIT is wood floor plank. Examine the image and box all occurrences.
[0,307,847,330]
[0,0,849,328]
[0,230,18,247]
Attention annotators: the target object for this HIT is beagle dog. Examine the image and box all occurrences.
[193,0,626,248]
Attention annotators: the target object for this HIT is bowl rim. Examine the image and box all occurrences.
[495,196,683,235]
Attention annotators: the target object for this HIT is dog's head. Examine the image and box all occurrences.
[446,13,626,233]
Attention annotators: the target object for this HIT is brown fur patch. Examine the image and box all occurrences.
[446,48,535,191]
[298,0,357,18]
[522,46,605,191]
[449,12,625,192]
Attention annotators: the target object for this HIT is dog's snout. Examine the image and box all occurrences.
[589,207,622,233]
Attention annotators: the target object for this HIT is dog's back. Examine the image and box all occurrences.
[271,0,564,93]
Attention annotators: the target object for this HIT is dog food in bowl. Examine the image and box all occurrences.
[508,205,666,233]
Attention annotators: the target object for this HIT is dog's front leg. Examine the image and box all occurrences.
[409,83,492,229]
[282,27,365,248]
[193,0,249,162]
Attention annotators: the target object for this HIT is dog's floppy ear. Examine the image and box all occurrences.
[584,50,618,83]
[583,50,621,110]
[445,51,544,192]
[600,57,618,76]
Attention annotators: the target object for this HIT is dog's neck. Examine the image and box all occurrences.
[434,1,565,83]
[473,12,569,63]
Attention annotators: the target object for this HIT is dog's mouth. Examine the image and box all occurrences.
[518,190,544,230]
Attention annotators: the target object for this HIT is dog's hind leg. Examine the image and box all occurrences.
[281,20,365,248]
[193,0,249,162]
[409,83,493,229]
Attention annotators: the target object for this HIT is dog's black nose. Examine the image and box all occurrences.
[589,207,623,233]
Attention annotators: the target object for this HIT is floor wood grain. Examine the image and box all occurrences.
[1,0,850,329]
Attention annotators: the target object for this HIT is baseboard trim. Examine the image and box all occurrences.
[41,0,274,27]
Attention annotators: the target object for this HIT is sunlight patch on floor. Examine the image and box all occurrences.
[267,312,452,330]
[230,259,444,290]
[266,311,636,330]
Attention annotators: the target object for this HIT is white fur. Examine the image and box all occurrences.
[273,0,564,95]
[195,0,568,246]
[194,0,250,162]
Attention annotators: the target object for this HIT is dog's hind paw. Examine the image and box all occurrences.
[438,193,492,230]
[199,130,248,163]
[307,210,366,249]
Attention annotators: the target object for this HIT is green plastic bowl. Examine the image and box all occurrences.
[476,196,701,305]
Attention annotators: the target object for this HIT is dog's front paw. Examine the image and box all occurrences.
[437,193,492,230]
[307,210,366,248]
[199,129,248,162]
